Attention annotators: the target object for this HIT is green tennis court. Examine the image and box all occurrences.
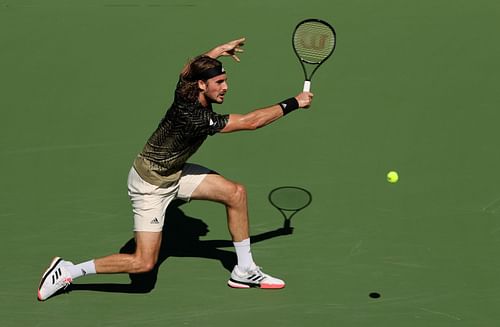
[1,0,500,325]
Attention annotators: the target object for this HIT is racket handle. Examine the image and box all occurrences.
[284,219,291,229]
[303,80,311,92]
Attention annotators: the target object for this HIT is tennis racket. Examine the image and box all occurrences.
[292,18,336,92]
[269,186,312,229]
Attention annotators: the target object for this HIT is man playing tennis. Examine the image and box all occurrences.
[38,38,313,301]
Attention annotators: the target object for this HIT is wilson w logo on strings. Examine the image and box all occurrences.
[300,33,329,50]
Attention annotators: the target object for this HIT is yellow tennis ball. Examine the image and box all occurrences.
[387,171,399,183]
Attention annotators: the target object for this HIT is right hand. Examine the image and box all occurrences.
[295,92,314,108]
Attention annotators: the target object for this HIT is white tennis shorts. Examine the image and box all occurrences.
[127,163,211,232]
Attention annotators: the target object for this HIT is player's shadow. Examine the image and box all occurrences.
[68,199,293,294]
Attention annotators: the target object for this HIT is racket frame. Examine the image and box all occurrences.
[292,18,336,91]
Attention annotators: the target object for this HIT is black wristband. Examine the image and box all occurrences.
[279,97,299,115]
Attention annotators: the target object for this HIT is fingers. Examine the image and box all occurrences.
[231,46,244,61]
[220,37,246,62]
[230,37,246,46]
[296,92,314,108]
[223,38,245,51]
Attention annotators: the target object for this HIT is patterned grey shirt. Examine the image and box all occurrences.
[133,78,229,187]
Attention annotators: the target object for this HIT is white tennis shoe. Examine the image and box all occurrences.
[37,257,73,301]
[228,265,285,289]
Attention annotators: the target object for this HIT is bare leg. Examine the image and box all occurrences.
[94,231,162,274]
[190,174,249,242]
[189,174,286,289]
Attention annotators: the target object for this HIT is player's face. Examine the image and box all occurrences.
[200,74,228,104]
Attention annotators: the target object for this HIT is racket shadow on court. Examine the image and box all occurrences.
[68,199,294,295]
[269,186,312,230]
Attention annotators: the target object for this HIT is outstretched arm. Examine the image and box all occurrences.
[181,38,245,76]
[220,92,314,133]
[204,38,246,62]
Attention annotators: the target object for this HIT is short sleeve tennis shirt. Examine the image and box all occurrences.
[133,78,229,187]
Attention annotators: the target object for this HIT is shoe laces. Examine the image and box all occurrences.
[247,265,264,276]
[56,276,73,290]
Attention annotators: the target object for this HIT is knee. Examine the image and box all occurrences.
[226,182,247,207]
[133,256,157,273]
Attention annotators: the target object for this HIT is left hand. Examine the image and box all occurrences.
[210,38,246,62]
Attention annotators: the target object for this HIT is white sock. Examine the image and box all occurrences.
[63,260,96,280]
[233,238,255,270]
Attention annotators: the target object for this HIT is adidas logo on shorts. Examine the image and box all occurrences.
[150,217,160,224]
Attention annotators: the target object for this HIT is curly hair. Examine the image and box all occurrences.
[177,56,223,103]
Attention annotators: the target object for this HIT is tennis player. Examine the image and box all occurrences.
[37,38,313,301]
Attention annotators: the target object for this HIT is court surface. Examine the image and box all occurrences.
[1,0,500,326]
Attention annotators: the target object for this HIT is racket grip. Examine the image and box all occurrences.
[303,80,311,92]
[284,219,291,229]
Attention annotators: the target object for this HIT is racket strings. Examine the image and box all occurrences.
[293,22,335,64]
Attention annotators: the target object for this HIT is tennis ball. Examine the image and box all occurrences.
[387,171,399,183]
